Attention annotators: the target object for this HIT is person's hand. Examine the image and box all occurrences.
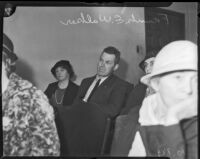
[164,76,197,125]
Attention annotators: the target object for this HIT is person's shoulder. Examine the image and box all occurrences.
[112,74,124,82]
[130,82,147,94]
[70,81,78,86]
[48,82,58,87]
[81,75,96,83]
[10,73,52,108]
[84,75,96,80]
[113,75,133,87]
[10,73,34,90]
[69,81,79,89]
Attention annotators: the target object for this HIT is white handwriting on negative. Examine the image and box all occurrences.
[60,12,169,26]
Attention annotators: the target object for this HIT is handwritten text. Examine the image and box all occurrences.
[60,12,169,26]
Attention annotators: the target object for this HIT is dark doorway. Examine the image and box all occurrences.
[145,7,185,57]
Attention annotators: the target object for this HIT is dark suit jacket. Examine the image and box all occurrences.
[73,74,133,118]
[111,106,197,159]
[44,80,79,106]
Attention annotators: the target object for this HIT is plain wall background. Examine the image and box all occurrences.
[3,3,198,91]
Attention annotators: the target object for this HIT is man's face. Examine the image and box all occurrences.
[157,71,197,108]
[97,52,118,77]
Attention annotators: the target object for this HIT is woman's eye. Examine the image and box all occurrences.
[175,75,181,79]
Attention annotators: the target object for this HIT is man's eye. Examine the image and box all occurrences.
[106,61,112,64]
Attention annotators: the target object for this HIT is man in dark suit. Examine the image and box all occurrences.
[74,46,133,118]
[57,46,132,156]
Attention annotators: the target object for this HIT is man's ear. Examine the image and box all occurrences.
[150,77,160,92]
[114,64,119,71]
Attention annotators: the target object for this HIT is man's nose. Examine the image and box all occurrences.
[99,61,105,67]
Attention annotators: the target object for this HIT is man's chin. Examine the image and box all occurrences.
[97,73,110,77]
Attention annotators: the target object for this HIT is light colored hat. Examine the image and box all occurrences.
[140,40,197,86]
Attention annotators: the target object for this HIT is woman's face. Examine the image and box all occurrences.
[156,71,197,108]
[144,57,155,74]
[55,66,70,82]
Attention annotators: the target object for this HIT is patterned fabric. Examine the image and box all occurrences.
[2,73,60,156]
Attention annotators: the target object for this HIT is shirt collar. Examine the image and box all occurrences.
[95,75,108,85]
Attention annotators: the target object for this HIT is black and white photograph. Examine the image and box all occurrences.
[1,2,198,158]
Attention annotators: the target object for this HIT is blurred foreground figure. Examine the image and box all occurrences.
[2,33,60,156]
[111,40,197,159]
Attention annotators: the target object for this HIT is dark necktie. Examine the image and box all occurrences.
[87,79,101,102]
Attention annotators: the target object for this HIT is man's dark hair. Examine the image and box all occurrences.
[102,46,121,64]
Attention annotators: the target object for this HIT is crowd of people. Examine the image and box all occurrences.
[2,33,197,159]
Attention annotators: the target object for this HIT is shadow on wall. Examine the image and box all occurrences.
[114,58,128,81]
[15,59,37,87]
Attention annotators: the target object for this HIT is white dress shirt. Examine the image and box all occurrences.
[83,76,108,102]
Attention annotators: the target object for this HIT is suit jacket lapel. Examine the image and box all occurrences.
[83,76,96,94]
[83,74,115,98]
[98,74,115,88]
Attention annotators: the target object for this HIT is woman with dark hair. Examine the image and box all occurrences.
[2,33,60,156]
[45,60,79,108]
[44,60,79,156]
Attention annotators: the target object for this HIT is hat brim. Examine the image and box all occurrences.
[140,73,152,86]
[140,65,197,86]
[3,47,18,62]
[51,60,71,77]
